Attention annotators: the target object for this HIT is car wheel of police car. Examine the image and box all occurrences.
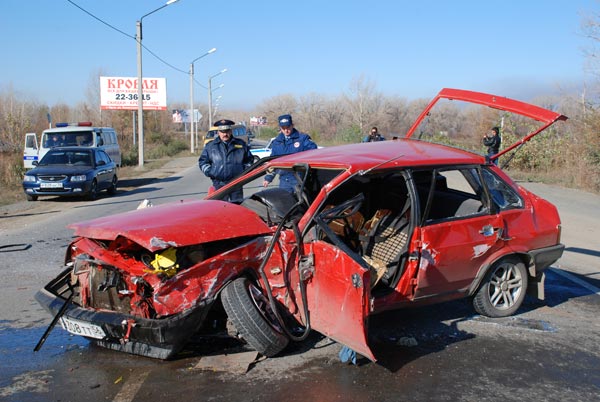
[221,277,289,357]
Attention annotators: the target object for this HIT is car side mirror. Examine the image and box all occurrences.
[32,161,39,166]
[97,160,106,166]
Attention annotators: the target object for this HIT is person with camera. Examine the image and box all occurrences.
[483,126,501,165]
[362,127,385,142]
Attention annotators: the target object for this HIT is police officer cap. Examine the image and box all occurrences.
[215,119,235,131]
[278,114,293,127]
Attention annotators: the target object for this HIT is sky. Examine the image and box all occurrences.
[1,0,598,111]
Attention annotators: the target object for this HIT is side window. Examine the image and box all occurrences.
[95,150,105,164]
[481,168,523,210]
[102,151,112,163]
[416,168,487,224]
[26,135,37,148]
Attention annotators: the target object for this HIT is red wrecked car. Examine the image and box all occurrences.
[35,88,566,360]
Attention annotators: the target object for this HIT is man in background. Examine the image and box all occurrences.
[362,127,385,142]
[483,126,501,165]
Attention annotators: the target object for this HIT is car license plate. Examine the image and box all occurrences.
[60,317,106,339]
[41,182,63,188]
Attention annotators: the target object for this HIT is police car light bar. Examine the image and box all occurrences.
[55,122,93,128]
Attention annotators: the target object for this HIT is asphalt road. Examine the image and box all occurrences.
[0,158,598,402]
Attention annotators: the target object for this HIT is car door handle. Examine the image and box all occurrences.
[479,225,513,241]
[479,225,497,236]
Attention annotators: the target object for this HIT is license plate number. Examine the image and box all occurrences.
[41,182,63,188]
[60,317,106,339]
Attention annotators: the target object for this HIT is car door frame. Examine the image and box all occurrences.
[409,166,506,300]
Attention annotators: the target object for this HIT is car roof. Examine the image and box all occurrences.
[266,138,484,172]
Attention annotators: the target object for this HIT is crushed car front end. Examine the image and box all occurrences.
[36,199,273,359]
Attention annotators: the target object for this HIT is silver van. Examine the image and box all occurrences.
[24,122,122,169]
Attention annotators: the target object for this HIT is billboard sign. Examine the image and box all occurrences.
[250,116,267,126]
[172,109,202,123]
[100,76,167,111]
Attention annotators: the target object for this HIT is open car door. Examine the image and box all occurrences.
[405,88,568,163]
[23,132,38,169]
[299,197,375,360]
[304,239,375,361]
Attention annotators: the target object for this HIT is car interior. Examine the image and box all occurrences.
[220,165,501,292]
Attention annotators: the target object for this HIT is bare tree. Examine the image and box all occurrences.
[255,94,298,127]
[320,96,347,142]
[342,75,384,135]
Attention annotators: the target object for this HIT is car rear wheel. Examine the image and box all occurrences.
[473,256,528,318]
[221,277,289,357]
[86,180,98,201]
[26,194,38,201]
[107,175,118,195]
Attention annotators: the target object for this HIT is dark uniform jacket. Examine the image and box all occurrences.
[198,137,253,188]
[264,129,317,192]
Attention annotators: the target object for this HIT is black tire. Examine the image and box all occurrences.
[473,256,528,318]
[107,175,118,195]
[221,277,289,357]
[26,194,38,201]
[86,180,98,201]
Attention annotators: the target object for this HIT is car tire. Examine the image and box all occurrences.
[221,277,289,357]
[107,175,118,195]
[86,180,98,201]
[473,256,528,318]
[26,194,38,201]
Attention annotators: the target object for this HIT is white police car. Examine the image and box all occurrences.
[250,137,274,162]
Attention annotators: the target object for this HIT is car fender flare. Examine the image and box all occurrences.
[467,251,530,297]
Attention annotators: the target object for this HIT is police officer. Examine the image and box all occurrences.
[263,114,318,192]
[198,119,253,201]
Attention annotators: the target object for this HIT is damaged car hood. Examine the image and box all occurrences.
[68,199,273,251]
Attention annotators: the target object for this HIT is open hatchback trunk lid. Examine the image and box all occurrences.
[404,88,568,162]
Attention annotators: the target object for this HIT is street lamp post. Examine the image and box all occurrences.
[207,69,227,127]
[212,95,222,118]
[190,48,216,153]
[136,0,179,167]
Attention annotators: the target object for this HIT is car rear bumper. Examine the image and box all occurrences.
[529,243,565,272]
[35,268,213,359]
[526,243,565,300]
